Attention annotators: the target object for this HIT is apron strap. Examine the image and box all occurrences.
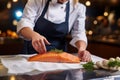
[65,1,70,22]
[41,0,51,17]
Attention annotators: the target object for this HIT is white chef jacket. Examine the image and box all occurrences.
[17,0,87,47]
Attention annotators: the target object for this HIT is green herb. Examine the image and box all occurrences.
[108,60,120,67]
[83,61,94,71]
[117,62,120,66]
[50,49,63,53]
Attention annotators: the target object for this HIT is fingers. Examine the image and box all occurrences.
[44,38,51,45]
[78,50,92,62]
[32,37,50,54]
[32,40,43,53]
[82,55,91,62]
[82,51,91,62]
[40,39,47,53]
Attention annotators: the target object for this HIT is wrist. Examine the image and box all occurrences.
[77,46,86,54]
[31,32,40,40]
[75,40,87,51]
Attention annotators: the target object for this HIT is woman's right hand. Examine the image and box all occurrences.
[31,32,50,54]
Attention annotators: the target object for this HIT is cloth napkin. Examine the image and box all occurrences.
[0,54,103,74]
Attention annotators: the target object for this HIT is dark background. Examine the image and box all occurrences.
[0,0,120,32]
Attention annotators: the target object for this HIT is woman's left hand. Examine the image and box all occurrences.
[78,50,92,62]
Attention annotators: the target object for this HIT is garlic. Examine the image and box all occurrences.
[96,60,109,70]
[96,61,102,68]
[116,57,120,62]
[102,59,109,66]
[93,64,99,69]
[109,66,118,71]
[117,67,120,71]
[109,58,115,62]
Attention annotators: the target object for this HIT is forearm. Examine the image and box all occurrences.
[75,40,87,51]
[19,27,39,40]
[76,40,91,62]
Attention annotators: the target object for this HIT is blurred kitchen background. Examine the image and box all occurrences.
[0,0,120,58]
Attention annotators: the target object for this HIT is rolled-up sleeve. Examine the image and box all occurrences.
[70,3,87,47]
[17,0,38,33]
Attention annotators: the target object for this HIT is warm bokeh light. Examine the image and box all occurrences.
[11,32,18,38]
[96,16,104,21]
[7,2,12,9]
[93,20,98,25]
[10,75,16,80]
[0,30,2,34]
[88,30,93,35]
[85,1,91,6]
[13,20,18,26]
[108,12,115,23]
[13,0,18,3]
[104,12,109,16]
[7,30,13,36]
[7,30,18,38]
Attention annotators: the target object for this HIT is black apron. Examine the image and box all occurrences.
[21,0,69,54]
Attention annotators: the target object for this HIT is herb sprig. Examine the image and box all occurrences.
[108,60,120,67]
[50,49,63,53]
[82,61,94,71]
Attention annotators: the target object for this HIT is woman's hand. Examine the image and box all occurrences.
[19,27,50,54]
[78,49,91,62]
[31,32,50,54]
[75,40,91,62]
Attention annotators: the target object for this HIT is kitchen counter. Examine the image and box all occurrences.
[0,54,120,80]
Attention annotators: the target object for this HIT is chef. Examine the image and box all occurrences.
[17,0,91,62]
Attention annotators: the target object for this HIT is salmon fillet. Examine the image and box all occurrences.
[28,51,80,63]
